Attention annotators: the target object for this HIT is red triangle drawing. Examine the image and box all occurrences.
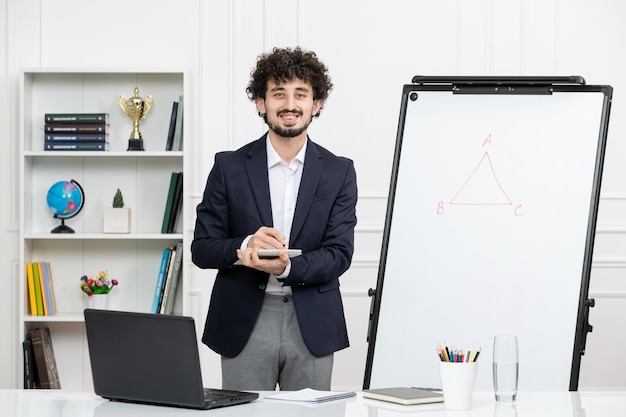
[450,152,512,205]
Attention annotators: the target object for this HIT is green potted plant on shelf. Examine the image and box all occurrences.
[103,188,131,233]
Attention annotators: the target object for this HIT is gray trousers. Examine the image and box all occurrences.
[221,294,333,391]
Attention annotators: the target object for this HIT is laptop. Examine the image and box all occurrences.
[84,309,259,409]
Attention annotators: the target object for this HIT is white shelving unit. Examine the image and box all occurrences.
[18,69,191,390]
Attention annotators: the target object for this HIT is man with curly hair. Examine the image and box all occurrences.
[192,47,358,391]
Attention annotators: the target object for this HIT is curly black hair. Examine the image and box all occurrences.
[246,47,333,107]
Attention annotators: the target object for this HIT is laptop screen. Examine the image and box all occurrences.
[84,309,208,408]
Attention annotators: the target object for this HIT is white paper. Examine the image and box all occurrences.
[264,388,356,403]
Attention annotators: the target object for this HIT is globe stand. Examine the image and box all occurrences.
[51,218,75,234]
[47,179,84,234]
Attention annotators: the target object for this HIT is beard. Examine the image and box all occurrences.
[266,110,311,138]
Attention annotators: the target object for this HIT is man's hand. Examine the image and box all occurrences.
[236,248,290,275]
[247,226,286,249]
[236,226,290,275]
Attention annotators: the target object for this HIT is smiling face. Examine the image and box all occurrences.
[255,78,323,140]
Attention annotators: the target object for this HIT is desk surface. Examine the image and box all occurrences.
[2,390,625,417]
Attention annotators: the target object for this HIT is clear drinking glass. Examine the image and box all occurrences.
[492,335,519,402]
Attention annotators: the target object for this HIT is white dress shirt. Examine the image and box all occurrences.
[242,137,306,295]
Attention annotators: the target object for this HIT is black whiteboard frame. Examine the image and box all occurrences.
[363,76,613,391]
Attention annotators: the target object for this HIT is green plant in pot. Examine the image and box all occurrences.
[103,188,131,233]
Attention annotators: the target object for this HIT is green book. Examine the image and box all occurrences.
[161,172,180,233]
[31,263,44,316]
[362,387,443,405]
[167,172,183,233]
[172,95,184,151]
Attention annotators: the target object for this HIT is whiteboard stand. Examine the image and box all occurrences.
[364,76,612,391]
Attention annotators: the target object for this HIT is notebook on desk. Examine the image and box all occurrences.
[84,309,258,410]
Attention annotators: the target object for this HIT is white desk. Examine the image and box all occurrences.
[1,390,625,417]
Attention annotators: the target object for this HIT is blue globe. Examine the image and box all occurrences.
[46,180,85,233]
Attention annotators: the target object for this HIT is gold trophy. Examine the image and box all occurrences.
[119,87,153,151]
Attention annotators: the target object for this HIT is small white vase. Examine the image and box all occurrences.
[88,294,109,310]
[103,207,131,233]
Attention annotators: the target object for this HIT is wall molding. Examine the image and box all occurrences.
[592,259,626,268]
[350,258,380,268]
[341,289,375,297]
[188,289,205,321]
[589,290,626,299]
[600,193,626,200]
[354,222,626,234]
[337,289,626,300]
[349,258,626,270]
[9,259,18,387]
[595,224,626,233]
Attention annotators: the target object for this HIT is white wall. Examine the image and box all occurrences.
[2,0,626,391]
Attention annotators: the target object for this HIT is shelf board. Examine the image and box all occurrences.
[23,67,187,75]
[24,151,183,157]
[24,233,183,240]
[24,312,84,323]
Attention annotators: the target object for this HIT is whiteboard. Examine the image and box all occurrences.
[364,80,612,392]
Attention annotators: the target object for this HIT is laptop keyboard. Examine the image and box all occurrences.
[201,387,259,408]
[203,388,234,401]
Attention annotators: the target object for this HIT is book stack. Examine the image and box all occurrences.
[151,241,184,314]
[25,327,61,389]
[44,113,109,151]
[165,96,184,151]
[25,262,57,316]
[22,333,39,388]
[162,171,183,233]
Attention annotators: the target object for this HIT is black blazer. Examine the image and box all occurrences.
[191,135,358,357]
